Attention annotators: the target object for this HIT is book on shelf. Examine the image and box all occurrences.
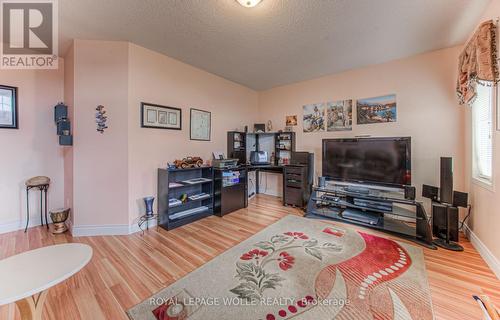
[169,182,184,188]
[183,177,212,185]
[188,193,210,201]
[169,206,210,220]
[169,198,183,207]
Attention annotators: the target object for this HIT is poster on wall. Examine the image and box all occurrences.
[326,100,352,131]
[356,94,397,124]
[141,102,182,130]
[190,108,211,141]
[303,103,325,132]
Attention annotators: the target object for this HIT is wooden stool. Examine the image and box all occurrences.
[25,176,50,232]
[49,208,70,234]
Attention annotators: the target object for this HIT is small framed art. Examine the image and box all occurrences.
[0,85,18,129]
[190,108,211,141]
[141,102,182,130]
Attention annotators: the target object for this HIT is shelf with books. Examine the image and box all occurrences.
[158,166,214,230]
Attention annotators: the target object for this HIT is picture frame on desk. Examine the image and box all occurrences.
[0,85,18,129]
[141,102,182,130]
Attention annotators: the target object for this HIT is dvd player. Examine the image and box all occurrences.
[354,198,393,212]
[342,208,380,225]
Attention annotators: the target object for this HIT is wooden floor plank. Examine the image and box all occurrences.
[0,194,498,319]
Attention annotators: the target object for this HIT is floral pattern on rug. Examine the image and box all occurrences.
[126,215,434,320]
[230,231,343,300]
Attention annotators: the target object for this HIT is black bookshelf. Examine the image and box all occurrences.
[158,166,214,230]
[227,131,247,164]
[275,132,296,165]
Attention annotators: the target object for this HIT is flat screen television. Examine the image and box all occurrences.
[322,137,411,188]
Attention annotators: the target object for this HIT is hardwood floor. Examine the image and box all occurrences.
[0,194,499,319]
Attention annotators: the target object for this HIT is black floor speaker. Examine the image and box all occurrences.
[440,157,453,204]
[432,203,462,251]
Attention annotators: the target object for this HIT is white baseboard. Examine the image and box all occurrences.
[0,216,53,234]
[464,224,500,280]
[70,220,158,237]
[71,224,131,236]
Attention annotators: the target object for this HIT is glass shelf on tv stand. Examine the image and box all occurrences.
[314,183,415,204]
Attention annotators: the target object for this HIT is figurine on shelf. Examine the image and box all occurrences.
[173,157,204,169]
[267,120,273,132]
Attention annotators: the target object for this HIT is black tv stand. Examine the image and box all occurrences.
[306,184,436,249]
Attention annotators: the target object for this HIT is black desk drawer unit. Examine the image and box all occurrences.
[214,168,248,216]
[283,165,308,207]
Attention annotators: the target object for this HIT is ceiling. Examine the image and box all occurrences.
[59,0,490,90]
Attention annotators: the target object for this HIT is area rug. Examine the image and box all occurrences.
[127,215,433,320]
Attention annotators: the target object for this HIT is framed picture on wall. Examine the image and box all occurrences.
[0,85,18,129]
[141,102,182,130]
[190,108,211,141]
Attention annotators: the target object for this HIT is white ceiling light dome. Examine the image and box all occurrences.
[236,0,262,8]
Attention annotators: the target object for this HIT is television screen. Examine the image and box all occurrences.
[322,137,411,187]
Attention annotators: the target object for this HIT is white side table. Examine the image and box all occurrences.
[0,243,93,320]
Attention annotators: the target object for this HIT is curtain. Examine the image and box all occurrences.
[456,20,499,105]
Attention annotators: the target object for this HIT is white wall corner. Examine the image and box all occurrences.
[464,224,500,280]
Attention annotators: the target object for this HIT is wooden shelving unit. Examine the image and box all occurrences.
[158,166,214,230]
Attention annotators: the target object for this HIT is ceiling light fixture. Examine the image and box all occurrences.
[236,0,262,8]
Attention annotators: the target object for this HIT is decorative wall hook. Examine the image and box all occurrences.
[95,105,108,133]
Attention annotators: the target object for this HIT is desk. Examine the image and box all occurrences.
[0,243,93,320]
[245,165,284,194]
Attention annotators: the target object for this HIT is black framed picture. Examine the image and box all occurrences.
[190,108,211,141]
[0,85,18,129]
[141,102,182,130]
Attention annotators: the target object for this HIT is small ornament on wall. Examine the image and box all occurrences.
[96,105,108,133]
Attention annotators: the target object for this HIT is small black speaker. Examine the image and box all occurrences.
[404,186,416,200]
[56,119,71,136]
[440,157,453,204]
[59,135,73,146]
[422,184,439,200]
[453,191,468,208]
[318,177,326,188]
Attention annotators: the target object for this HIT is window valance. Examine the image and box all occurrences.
[457,20,499,105]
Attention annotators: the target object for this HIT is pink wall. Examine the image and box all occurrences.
[71,40,130,229]
[64,40,258,232]
[127,44,259,223]
[463,0,500,270]
[64,44,75,226]
[258,47,466,199]
[0,66,65,232]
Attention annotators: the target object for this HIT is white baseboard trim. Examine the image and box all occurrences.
[70,220,158,237]
[0,217,53,234]
[71,224,131,236]
[464,224,500,280]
